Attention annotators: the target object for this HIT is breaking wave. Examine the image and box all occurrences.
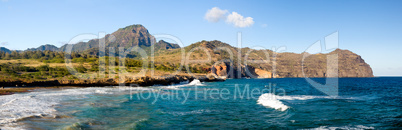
[257,93,289,111]
[257,94,358,111]
[163,79,204,89]
[188,79,203,86]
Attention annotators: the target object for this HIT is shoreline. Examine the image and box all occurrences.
[0,86,81,96]
[0,74,225,95]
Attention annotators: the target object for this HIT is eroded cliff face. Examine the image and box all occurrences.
[254,68,273,78]
[211,62,273,78]
[210,49,374,78]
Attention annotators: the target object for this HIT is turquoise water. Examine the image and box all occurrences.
[1,78,401,129]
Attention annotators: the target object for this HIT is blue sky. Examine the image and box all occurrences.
[0,0,401,76]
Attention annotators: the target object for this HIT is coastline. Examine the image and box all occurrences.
[0,74,225,95]
[0,86,74,96]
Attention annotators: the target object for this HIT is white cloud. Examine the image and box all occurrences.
[204,7,228,23]
[1,42,8,46]
[226,12,254,28]
[204,7,255,28]
[261,24,267,28]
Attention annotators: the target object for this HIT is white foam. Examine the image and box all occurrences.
[257,93,289,111]
[162,79,204,89]
[276,95,332,100]
[257,94,360,111]
[309,125,375,130]
[188,79,203,86]
[0,87,147,128]
[167,109,213,116]
[275,95,354,101]
[162,86,181,89]
[95,89,113,94]
[0,93,59,126]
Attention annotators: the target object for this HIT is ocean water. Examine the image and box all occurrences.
[0,77,401,129]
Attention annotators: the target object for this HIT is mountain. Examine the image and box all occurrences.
[272,49,373,77]
[58,39,99,52]
[107,24,154,48]
[58,24,179,53]
[27,44,59,51]
[155,40,180,50]
[0,47,11,53]
[152,40,374,78]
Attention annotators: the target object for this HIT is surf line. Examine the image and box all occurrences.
[257,93,289,111]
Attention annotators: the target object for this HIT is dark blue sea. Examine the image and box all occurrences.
[0,77,401,129]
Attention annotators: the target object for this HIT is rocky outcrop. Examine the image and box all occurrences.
[211,62,229,78]
[254,68,272,78]
[211,61,272,78]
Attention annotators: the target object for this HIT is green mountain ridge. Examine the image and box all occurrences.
[0,47,11,53]
[8,24,179,53]
[27,44,59,51]
[57,24,180,52]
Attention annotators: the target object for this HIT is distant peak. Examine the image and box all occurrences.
[198,40,231,47]
[158,40,168,43]
[155,40,180,49]
[119,24,146,31]
[330,48,353,54]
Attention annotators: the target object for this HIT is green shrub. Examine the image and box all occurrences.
[76,64,87,73]
[38,65,50,71]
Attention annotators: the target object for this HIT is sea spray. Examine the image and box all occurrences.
[188,79,203,86]
[163,79,204,89]
[257,93,289,111]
